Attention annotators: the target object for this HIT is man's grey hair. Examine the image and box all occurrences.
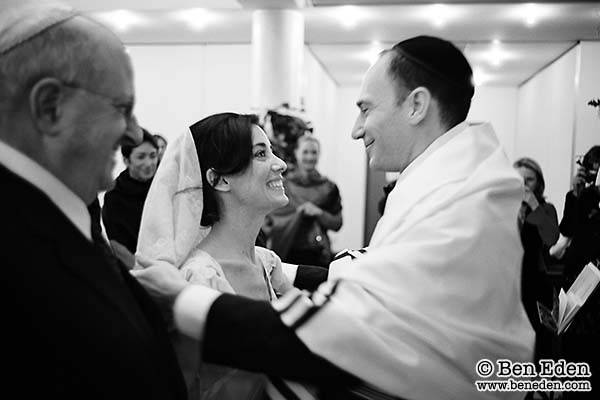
[0,18,109,116]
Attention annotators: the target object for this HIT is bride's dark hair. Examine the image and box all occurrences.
[189,112,259,226]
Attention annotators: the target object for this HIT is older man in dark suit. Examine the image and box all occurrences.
[0,1,186,398]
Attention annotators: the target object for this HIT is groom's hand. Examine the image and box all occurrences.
[131,255,188,303]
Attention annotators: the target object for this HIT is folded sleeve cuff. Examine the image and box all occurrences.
[174,285,221,340]
[281,262,299,283]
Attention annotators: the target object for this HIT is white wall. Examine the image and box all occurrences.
[467,86,518,159]
[302,48,338,182]
[515,47,578,215]
[302,49,364,250]
[328,86,367,250]
[108,44,253,176]
[574,42,600,162]
[129,44,252,140]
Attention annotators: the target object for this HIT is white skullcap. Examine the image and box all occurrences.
[0,0,77,57]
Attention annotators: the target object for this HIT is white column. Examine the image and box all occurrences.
[252,9,304,110]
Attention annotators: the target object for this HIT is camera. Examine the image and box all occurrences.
[576,159,599,184]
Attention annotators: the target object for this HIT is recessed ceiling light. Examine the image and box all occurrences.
[358,42,385,65]
[522,3,548,27]
[94,10,148,33]
[171,8,221,31]
[486,41,511,67]
[473,67,492,86]
[337,6,363,29]
[429,4,454,29]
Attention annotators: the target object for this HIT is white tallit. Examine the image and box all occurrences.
[279,122,535,399]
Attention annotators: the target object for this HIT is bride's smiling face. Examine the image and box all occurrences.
[226,125,288,212]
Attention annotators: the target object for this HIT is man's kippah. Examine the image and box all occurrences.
[392,35,474,96]
[0,0,77,57]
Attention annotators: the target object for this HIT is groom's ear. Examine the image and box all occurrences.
[206,169,230,192]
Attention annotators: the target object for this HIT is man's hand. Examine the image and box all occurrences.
[130,255,188,304]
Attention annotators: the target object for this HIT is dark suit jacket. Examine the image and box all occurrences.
[203,294,402,399]
[0,164,186,399]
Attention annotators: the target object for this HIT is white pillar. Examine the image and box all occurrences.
[252,9,304,110]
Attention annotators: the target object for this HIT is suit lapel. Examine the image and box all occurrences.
[55,230,153,336]
[4,165,155,345]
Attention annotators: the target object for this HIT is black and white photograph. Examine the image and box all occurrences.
[1,0,599,399]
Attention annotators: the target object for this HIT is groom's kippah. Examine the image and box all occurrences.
[392,35,474,96]
[0,0,77,57]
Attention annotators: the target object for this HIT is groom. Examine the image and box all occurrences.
[134,36,535,399]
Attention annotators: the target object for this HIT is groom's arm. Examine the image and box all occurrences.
[294,265,328,291]
[174,286,356,387]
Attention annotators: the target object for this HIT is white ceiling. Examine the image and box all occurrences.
[64,0,600,87]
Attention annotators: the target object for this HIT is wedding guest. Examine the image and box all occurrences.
[514,157,559,368]
[555,146,600,399]
[102,128,158,258]
[154,133,168,162]
[0,1,186,398]
[514,157,560,295]
[550,146,600,273]
[266,135,342,267]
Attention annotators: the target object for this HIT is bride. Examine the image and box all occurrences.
[136,112,293,399]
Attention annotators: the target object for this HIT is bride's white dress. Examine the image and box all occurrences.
[174,247,289,400]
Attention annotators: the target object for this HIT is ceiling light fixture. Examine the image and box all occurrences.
[472,68,492,86]
[486,41,509,67]
[337,6,363,29]
[358,42,385,65]
[171,8,220,31]
[523,3,544,27]
[94,10,147,33]
[429,4,452,29]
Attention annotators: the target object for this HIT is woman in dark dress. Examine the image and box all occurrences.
[102,129,158,260]
[514,157,560,367]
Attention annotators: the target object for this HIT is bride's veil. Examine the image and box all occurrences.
[136,129,210,270]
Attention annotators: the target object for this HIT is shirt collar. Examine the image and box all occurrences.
[0,139,91,241]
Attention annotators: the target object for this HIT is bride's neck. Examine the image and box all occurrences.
[199,208,264,262]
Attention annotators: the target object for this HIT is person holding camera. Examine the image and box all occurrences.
[550,146,600,277]
[552,145,600,399]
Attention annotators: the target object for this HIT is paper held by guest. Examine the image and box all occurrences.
[538,262,600,335]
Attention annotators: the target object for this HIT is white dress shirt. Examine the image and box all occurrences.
[0,139,91,241]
